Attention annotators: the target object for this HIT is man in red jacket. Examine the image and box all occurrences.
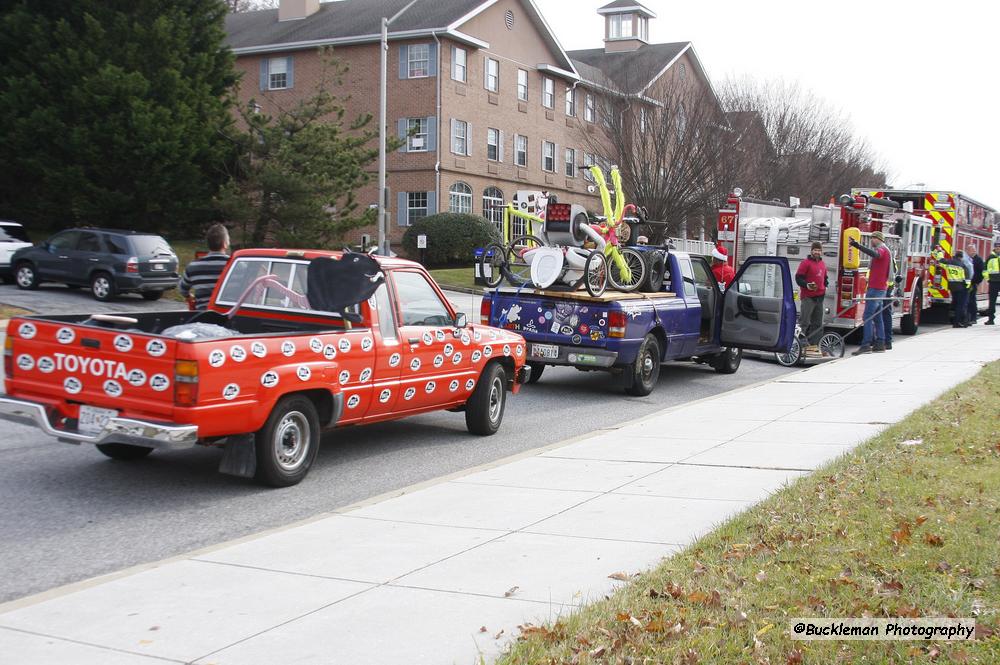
[795,242,828,355]
[849,231,891,354]
[711,245,735,289]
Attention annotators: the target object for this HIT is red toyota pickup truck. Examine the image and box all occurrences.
[0,249,529,486]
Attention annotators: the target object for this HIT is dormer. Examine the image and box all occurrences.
[598,0,655,53]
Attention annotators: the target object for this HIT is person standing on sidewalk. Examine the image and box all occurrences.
[850,231,891,354]
[179,223,231,311]
[795,241,827,356]
[983,242,1000,325]
[966,243,984,324]
[943,251,971,328]
[881,252,901,350]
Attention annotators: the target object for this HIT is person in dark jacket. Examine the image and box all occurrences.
[795,242,828,355]
[179,224,231,310]
[966,243,984,324]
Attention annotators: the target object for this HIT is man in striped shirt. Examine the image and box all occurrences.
[179,224,231,310]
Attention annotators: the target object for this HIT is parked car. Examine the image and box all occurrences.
[11,228,179,301]
[0,220,33,284]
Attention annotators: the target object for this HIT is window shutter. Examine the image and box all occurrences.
[397,118,408,153]
[427,43,438,77]
[499,131,505,162]
[427,191,437,215]
[397,192,408,226]
[286,57,294,88]
[259,59,269,90]
[427,116,437,151]
[466,122,472,156]
[450,118,457,153]
[484,56,490,90]
[398,45,409,79]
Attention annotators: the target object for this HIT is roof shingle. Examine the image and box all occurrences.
[568,42,688,94]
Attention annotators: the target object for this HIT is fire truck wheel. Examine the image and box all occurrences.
[96,443,154,461]
[712,347,742,374]
[255,395,320,487]
[625,334,661,396]
[526,362,545,384]
[900,285,921,335]
[466,362,507,435]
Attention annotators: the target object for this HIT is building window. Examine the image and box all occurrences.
[408,192,428,223]
[639,106,647,132]
[608,13,633,39]
[542,77,554,109]
[407,117,428,152]
[565,147,576,177]
[585,93,595,122]
[408,44,430,78]
[483,186,505,231]
[485,57,499,92]
[452,119,469,155]
[449,182,472,214]
[679,63,687,80]
[565,87,576,116]
[452,46,467,82]
[487,128,501,162]
[514,134,528,167]
[676,103,687,141]
[268,57,289,90]
[542,141,555,172]
[638,16,649,41]
[517,69,528,101]
[583,152,596,181]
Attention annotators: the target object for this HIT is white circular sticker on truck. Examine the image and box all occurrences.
[361,337,374,352]
[421,332,433,345]
[16,354,35,371]
[64,377,82,395]
[474,330,482,342]
[435,330,445,342]
[338,370,350,385]
[149,374,170,392]
[404,387,416,401]
[471,350,482,363]
[338,338,352,353]
[503,344,511,356]
[465,379,475,390]
[18,322,36,339]
[281,341,296,357]
[208,349,226,368]
[515,345,523,357]
[297,366,312,381]
[388,353,401,367]
[323,344,337,360]
[222,383,240,400]
[251,342,267,358]
[449,379,460,392]
[484,346,493,358]
[443,343,454,357]
[433,355,444,368]
[260,371,279,388]
[378,388,391,404]
[452,352,463,364]
[37,357,55,373]
[347,394,361,409]
[309,337,323,353]
[410,358,421,371]
[230,345,247,362]
[113,335,133,353]
[127,369,147,387]
[56,327,75,344]
[146,339,167,357]
[359,368,372,382]
[425,381,436,393]
[103,380,123,398]
[461,332,471,345]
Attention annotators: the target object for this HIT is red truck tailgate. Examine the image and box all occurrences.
[7,319,178,419]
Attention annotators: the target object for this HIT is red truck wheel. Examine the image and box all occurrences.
[255,395,320,487]
[466,362,507,435]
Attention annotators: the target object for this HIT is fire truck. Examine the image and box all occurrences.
[851,188,997,311]
[717,190,933,335]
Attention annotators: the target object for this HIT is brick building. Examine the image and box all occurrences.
[225,0,718,248]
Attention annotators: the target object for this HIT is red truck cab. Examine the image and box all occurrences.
[1,249,529,486]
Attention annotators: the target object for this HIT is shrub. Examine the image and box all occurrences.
[401,213,501,266]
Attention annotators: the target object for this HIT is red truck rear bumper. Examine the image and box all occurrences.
[0,395,198,449]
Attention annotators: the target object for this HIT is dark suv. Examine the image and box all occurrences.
[12,228,179,301]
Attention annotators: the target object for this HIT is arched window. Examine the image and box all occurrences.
[482,186,505,232]
[676,103,687,142]
[449,181,472,214]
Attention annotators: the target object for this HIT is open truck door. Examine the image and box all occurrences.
[719,256,796,353]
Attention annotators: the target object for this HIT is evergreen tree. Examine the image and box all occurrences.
[218,51,391,248]
[0,0,237,233]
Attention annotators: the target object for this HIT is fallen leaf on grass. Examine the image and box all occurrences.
[877,580,904,596]
[608,571,632,582]
[504,586,519,597]
[915,515,928,525]
[755,570,767,582]
[589,646,606,658]
[924,533,945,547]
[674,648,699,665]
[692,561,708,576]
[935,561,952,573]
[891,521,912,546]
[756,622,775,637]
[786,649,804,665]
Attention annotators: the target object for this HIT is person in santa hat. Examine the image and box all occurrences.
[711,245,735,289]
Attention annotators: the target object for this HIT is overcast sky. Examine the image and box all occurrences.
[535,0,1000,208]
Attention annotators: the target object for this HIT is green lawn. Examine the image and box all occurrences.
[500,361,1000,664]
[429,266,480,293]
[164,239,200,303]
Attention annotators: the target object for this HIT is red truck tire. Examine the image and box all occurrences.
[465,362,507,435]
[255,394,321,487]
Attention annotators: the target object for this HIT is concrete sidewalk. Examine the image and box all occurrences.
[1,325,997,664]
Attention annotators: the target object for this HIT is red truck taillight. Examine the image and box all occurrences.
[608,311,626,338]
[174,360,199,406]
[480,295,492,325]
[126,257,139,273]
[3,336,12,377]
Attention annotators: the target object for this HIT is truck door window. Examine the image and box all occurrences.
[217,258,271,304]
[690,258,714,290]
[373,284,397,340]
[679,258,697,298]
[392,271,452,326]
[735,262,785,298]
[262,261,293,307]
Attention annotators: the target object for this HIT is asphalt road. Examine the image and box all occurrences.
[0,341,793,602]
[0,282,187,315]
